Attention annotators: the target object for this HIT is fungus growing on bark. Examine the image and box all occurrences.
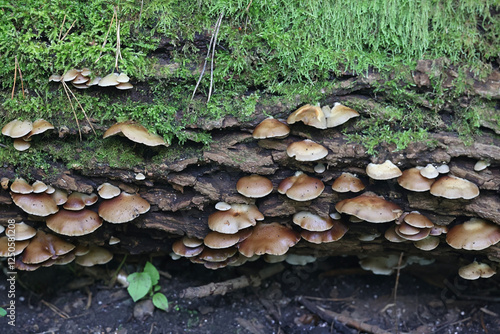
[314,163,326,173]
[420,164,439,179]
[323,102,360,128]
[109,236,121,245]
[286,139,328,162]
[285,254,317,266]
[397,167,435,192]
[292,211,334,232]
[335,192,403,223]
[413,236,440,251]
[97,183,121,199]
[182,236,204,248]
[252,117,290,139]
[278,171,324,201]
[436,164,450,174]
[287,104,327,129]
[12,222,36,241]
[11,192,59,216]
[238,222,300,257]
[0,237,29,256]
[116,82,133,90]
[62,69,79,81]
[359,254,406,275]
[75,246,113,266]
[25,119,54,139]
[1,177,9,190]
[31,181,48,193]
[22,230,75,264]
[214,201,231,211]
[446,218,500,250]
[458,261,496,280]
[98,73,120,86]
[63,192,98,211]
[208,204,264,233]
[47,209,103,236]
[236,175,273,198]
[10,178,33,194]
[117,73,130,83]
[331,172,365,193]
[384,225,407,243]
[474,160,490,172]
[172,239,204,258]
[366,160,402,180]
[203,229,252,249]
[430,175,480,199]
[103,121,168,147]
[2,119,33,138]
[300,220,349,244]
[198,247,238,262]
[403,212,434,229]
[51,188,69,205]
[98,192,150,223]
[13,138,30,151]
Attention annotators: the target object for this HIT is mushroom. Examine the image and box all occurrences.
[98,73,120,87]
[413,236,440,251]
[419,164,439,179]
[172,239,204,258]
[277,171,324,201]
[182,236,204,248]
[214,201,231,211]
[397,167,435,192]
[474,160,490,172]
[236,175,273,198]
[11,192,59,216]
[97,183,121,199]
[446,218,500,250]
[252,118,290,139]
[12,222,37,241]
[116,82,134,90]
[0,237,30,256]
[103,121,168,147]
[335,192,403,223]
[331,172,365,193]
[62,69,80,82]
[366,160,402,180]
[98,192,150,223]
[359,254,406,275]
[292,211,334,232]
[238,222,300,257]
[46,209,103,236]
[22,230,75,264]
[286,139,328,161]
[208,204,264,233]
[458,261,496,280]
[31,180,48,193]
[10,178,33,194]
[2,119,33,138]
[13,138,30,151]
[286,104,327,129]
[430,175,480,199]
[25,119,55,139]
[324,102,360,128]
[300,220,349,244]
[75,246,113,266]
[63,192,98,211]
[203,229,252,249]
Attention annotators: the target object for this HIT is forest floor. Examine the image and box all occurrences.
[1,255,500,334]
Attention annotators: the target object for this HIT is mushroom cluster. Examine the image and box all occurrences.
[3,177,151,270]
[50,68,133,90]
[2,119,54,151]
[103,121,169,147]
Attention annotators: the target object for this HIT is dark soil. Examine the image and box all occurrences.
[1,255,500,334]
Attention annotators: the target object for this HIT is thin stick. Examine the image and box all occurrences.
[16,57,25,98]
[139,0,144,23]
[11,56,17,99]
[115,19,122,70]
[60,19,77,41]
[64,81,96,135]
[207,12,224,103]
[58,14,67,40]
[392,252,404,334]
[189,23,217,104]
[95,8,116,63]
[61,81,82,141]
[41,300,70,319]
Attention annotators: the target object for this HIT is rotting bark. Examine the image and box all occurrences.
[1,66,499,272]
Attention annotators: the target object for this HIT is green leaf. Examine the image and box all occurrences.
[0,307,6,317]
[152,293,169,312]
[154,285,161,292]
[127,272,152,302]
[143,261,160,286]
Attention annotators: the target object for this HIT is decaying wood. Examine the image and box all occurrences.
[180,263,285,299]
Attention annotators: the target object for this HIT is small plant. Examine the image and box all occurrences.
[126,261,169,312]
[0,307,6,317]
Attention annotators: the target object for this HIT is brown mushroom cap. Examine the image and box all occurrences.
[277,171,324,201]
[51,188,68,205]
[0,236,30,256]
[430,175,480,199]
[300,220,349,244]
[32,180,48,193]
[49,74,62,82]
[331,172,365,193]
[22,230,75,264]
[97,182,121,199]
[182,236,204,248]
[12,222,37,241]
[366,160,402,180]
[13,138,30,151]
[10,178,33,194]
[203,228,252,249]
[446,218,500,250]
[198,247,238,262]
[395,225,431,241]
[103,121,168,147]
[404,212,434,228]
[236,175,273,198]
[98,192,150,224]
[292,211,334,232]
[420,164,439,179]
[335,192,403,223]
[2,119,33,138]
[172,239,204,258]
[397,167,435,192]
[11,192,59,216]
[98,73,120,86]
[286,139,328,162]
[252,118,290,139]
[324,102,360,128]
[458,261,496,280]
[47,209,103,236]
[25,119,55,139]
[384,225,407,243]
[238,222,300,257]
[63,192,98,211]
[62,69,79,81]
[116,82,133,90]
[75,246,113,266]
[208,204,264,233]
[474,160,490,172]
[413,236,440,251]
[287,104,327,129]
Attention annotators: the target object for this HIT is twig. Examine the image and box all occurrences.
[16,57,25,98]
[392,252,404,333]
[63,81,96,135]
[58,14,67,40]
[95,7,116,63]
[115,19,122,70]
[61,81,82,141]
[298,296,393,334]
[302,296,353,302]
[139,0,144,23]
[207,12,224,103]
[60,19,77,41]
[180,263,284,299]
[11,56,17,99]
[148,322,156,334]
[41,300,70,319]
[433,317,471,332]
[85,286,92,310]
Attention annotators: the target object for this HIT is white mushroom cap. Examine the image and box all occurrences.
[458,261,496,280]
[474,160,490,172]
[420,164,439,179]
[366,160,402,180]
